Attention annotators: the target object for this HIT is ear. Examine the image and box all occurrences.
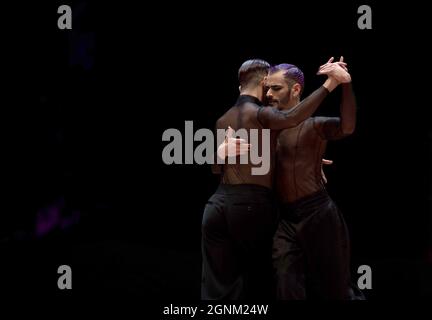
[292,83,302,98]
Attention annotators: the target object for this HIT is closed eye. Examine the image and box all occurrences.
[271,86,282,91]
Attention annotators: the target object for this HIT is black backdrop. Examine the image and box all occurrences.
[1,0,431,303]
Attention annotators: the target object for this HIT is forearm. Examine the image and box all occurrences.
[285,85,331,127]
[323,77,339,92]
[340,83,356,134]
[259,84,331,130]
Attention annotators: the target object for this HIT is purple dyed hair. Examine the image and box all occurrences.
[269,63,305,91]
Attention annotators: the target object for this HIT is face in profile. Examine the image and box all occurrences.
[265,70,293,109]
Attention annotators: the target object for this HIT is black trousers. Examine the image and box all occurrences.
[201,184,277,300]
[272,190,351,300]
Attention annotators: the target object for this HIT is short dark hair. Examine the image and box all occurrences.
[238,59,270,88]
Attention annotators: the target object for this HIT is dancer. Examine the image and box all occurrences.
[201,58,349,299]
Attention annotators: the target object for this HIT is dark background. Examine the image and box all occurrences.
[1,0,431,303]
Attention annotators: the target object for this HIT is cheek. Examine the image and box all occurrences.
[275,91,284,99]
[280,90,291,101]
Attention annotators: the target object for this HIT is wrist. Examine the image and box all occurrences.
[323,77,339,92]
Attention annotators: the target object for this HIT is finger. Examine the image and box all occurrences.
[232,138,247,143]
[237,144,251,149]
[321,167,328,183]
[319,63,333,70]
[237,146,251,155]
[319,59,333,72]
[320,63,347,73]
[317,70,327,75]
[337,64,348,72]
[319,62,330,69]
[320,61,346,70]
[318,68,332,74]
[327,57,334,63]
[322,173,328,184]
[322,159,333,165]
[226,126,234,138]
[321,64,335,70]
[317,67,333,75]
[336,65,348,72]
[339,56,344,62]
[318,66,329,73]
[319,64,335,71]
[238,149,251,154]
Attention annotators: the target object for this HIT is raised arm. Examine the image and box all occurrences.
[257,60,350,130]
[314,60,357,139]
[257,84,331,130]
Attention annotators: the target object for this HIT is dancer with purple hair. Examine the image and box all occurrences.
[201,58,350,300]
[266,58,358,299]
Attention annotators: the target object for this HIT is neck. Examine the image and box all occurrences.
[240,86,263,102]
